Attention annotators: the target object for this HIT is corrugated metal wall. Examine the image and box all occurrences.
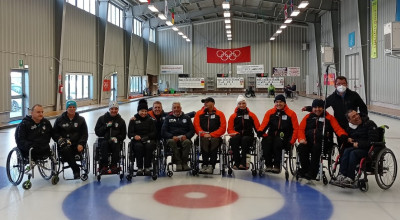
[307,23,318,95]
[129,34,146,76]
[370,0,400,109]
[0,0,55,113]
[103,23,125,99]
[320,12,336,95]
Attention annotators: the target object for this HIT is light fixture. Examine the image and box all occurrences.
[148,5,159,12]
[225,24,231,29]
[270,37,275,40]
[280,24,287,29]
[290,10,300,17]
[228,37,232,41]
[224,11,231,18]
[298,1,309,8]
[172,26,179,31]
[227,34,232,37]
[186,39,191,42]
[178,31,183,35]
[139,0,147,2]
[276,29,282,34]
[226,30,231,34]
[158,14,167,20]
[225,18,231,24]
[222,2,230,9]
[273,33,279,37]
[182,35,188,39]
[284,18,293,23]
[166,21,173,26]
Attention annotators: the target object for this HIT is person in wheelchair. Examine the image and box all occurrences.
[227,95,260,170]
[246,86,256,97]
[148,101,168,141]
[258,95,298,173]
[94,101,127,174]
[268,84,275,97]
[193,97,226,174]
[161,102,195,171]
[53,100,88,179]
[128,99,157,176]
[297,99,348,180]
[332,110,379,186]
[15,104,53,161]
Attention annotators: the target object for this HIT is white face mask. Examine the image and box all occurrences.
[336,85,347,93]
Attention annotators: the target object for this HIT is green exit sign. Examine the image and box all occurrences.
[18,59,24,67]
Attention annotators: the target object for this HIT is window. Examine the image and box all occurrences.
[66,0,96,15]
[133,18,142,36]
[130,76,142,93]
[65,73,92,100]
[149,28,155,43]
[67,0,75,6]
[108,3,124,28]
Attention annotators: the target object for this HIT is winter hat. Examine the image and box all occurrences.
[312,99,325,108]
[109,101,119,109]
[201,97,215,103]
[66,100,77,109]
[274,94,286,103]
[236,95,246,104]
[137,99,148,111]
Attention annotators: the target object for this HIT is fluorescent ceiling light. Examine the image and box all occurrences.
[276,29,282,34]
[270,37,275,40]
[178,31,183,35]
[186,39,191,42]
[291,10,300,17]
[225,24,231,29]
[182,35,188,39]
[139,0,147,2]
[158,14,167,20]
[222,2,230,9]
[226,30,231,34]
[273,33,279,37]
[224,12,231,18]
[284,18,293,23]
[227,34,232,37]
[298,1,309,8]
[280,24,287,29]
[148,5,159,12]
[166,21,173,26]
[225,18,231,24]
[228,38,232,41]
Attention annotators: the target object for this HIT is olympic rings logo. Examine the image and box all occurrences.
[216,50,241,61]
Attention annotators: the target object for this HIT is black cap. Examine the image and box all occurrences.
[201,97,215,103]
[274,94,286,103]
[137,99,148,111]
[312,99,325,108]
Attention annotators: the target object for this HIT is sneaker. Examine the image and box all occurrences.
[73,171,80,179]
[265,166,273,172]
[136,169,143,176]
[239,164,246,170]
[342,177,354,185]
[232,165,238,170]
[110,165,119,174]
[100,166,109,174]
[176,164,183,172]
[182,164,191,171]
[144,168,151,176]
[206,165,214,174]
[200,165,208,173]
[272,166,280,173]
[335,174,346,182]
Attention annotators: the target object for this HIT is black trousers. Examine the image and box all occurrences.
[59,144,80,173]
[200,137,221,167]
[132,141,156,169]
[100,140,121,167]
[298,143,322,177]
[19,146,51,161]
[261,136,288,167]
[230,135,253,166]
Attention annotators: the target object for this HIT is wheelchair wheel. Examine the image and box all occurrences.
[38,158,54,180]
[375,148,397,190]
[358,179,369,192]
[22,180,32,190]
[51,175,59,185]
[328,144,340,179]
[6,147,25,186]
[289,145,297,176]
[244,92,251,98]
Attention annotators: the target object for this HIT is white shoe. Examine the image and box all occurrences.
[199,166,207,173]
[206,165,214,174]
[342,177,354,185]
[335,174,345,182]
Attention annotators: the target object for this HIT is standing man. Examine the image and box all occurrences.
[53,100,88,179]
[95,101,127,174]
[15,104,53,160]
[161,102,195,171]
[193,97,226,174]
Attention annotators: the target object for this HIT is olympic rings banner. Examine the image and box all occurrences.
[207,46,251,63]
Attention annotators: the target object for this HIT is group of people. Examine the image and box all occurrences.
[15,76,378,185]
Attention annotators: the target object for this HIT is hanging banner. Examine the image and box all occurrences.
[103,79,111,91]
[178,78,205,88]
[256,77,285,89]
[237,65,264,74]
[216,77,244,88]
[323,73,336,86]
[272,67,287,76]
[160,65,184,74]
[371,0,378,58]
[287,67,301,76]
[396,0,400,21]
[207,46,251,63]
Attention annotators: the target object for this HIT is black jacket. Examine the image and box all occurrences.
[161,112,195,140]
[15,115,52,151]
[53,112,88,146]
[127,114,156,141]
[95,112,127,143]
[346,116,379,150]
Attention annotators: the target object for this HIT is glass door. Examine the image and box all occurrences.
[10,70,29,120]
[110,74,117,101]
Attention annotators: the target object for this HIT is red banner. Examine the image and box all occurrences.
[207,46,251,63]
[323,73,336,86]
[103,79,111,91]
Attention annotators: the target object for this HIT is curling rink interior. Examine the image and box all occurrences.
[1,95,400,220]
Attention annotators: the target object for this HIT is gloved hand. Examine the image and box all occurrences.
[257,131,264,138]
[58,138,70,148]
[106,121,113,127]
[111,137,118,143]
[339,135,349,144]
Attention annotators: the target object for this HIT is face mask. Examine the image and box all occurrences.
[336,85,346,93]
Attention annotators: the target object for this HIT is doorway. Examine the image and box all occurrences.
[110,74,118,101]
[10,70,29,120]
[345,53,366,101]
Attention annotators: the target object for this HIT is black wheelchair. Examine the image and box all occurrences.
[6,147,56,190]
[160,139,194,177]
[244,89,256,98]
[330,125,397,191]
[51,142,90,184]
[92,138,126,181]
[226,134,260,177]
[126,140,159,181]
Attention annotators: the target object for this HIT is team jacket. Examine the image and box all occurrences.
[94,112,127,143]
[53,112,88,146]
[298,112,347,145]
[161,112,195,140]
[15,115,52,151]
[258,105,299,145]
[127,114,156,140]
[148,110,167,140]
[193,106,226,137]
[346,116,379,150]
[227,107,260,136]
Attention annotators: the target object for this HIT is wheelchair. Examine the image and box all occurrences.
[330,125,397,192]
[191,132,228,176]
[92,138,126,182]
[6,147,56,190]
[51,142,90,184]
[226,134,259,177]
[160,139,195,177]
[126,140,159,181]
